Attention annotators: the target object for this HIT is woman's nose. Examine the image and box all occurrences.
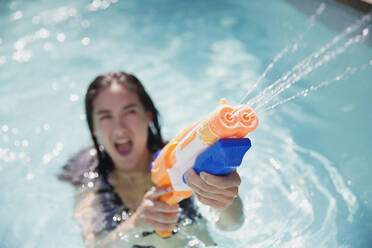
[114,117,127,131]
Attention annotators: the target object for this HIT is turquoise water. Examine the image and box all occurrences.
[0,0,371,247]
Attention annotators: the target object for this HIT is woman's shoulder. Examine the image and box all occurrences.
[58,146,99,185]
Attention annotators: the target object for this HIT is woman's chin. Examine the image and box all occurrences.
[114,156,149,174]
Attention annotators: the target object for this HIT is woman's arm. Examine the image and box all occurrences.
[183,169,244,231]
[74,190,106,247]
[74,187,180,247]
[214,196,244,230]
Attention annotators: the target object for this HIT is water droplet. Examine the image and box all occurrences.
[56,33,66,42]
[53,142,63,156]
[92,0,102,9]
[2,125,9,132]
[0,56,5,65]
[42,154,52,164]
[56,142,63,150]
[113,214,121,222]
[70,94,79,102]
[291,43,298,52]
[14,40,25,50]
[316,3,326,15]
[89,149,97,156]
[12,50,32,62]
[102,0,111,9]
[81,37,90,46]
[43,123,50,131]
[36,28,50,39]
[26,173,34,181]
[291,231,299,237]
[269,158,281,170]
[362,28,369,37]
[347,180,352,185]
[355,35,362,43]
[12,11,23,20]
[22,139,29,147]
[255,218,263,224]
[288,191,299,202]
[80,114,86,120]
[187,239,202,247]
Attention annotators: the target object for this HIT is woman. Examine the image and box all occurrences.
[59,72,244,247]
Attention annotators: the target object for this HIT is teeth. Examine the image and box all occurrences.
[115,138,130,144]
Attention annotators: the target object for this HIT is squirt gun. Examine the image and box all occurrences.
[150,99,258,237]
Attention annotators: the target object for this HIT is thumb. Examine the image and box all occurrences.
[148,186,173,200]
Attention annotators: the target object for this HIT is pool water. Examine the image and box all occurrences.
[0,0,371,247]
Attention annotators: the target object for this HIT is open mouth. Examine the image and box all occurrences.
[114,138,133,156]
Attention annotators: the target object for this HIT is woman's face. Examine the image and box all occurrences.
[92,83,152,173]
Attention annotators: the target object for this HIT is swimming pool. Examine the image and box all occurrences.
[0,0,371,247]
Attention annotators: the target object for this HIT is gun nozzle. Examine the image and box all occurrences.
[219,98,228,105]
[225,112,234,121]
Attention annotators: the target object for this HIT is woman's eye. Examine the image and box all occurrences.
[100,115,112,121]
[126,109,137,115]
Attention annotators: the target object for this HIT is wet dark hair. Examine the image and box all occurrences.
[85,71,165,176]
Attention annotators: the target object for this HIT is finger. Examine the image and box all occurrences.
[199,170,241,189]
[151,201,179,213]
[194,192,230,209]
[191,185,235,205]
[184,169,236,197]
[147,186,173,200]
[144,210,179,224]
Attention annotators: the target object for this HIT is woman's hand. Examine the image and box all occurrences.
[184,169,241,209]
[130,187,179,232]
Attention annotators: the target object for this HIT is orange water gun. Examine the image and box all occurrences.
[150,99,258,237]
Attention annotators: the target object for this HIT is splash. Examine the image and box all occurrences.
[240,12,371,113]
[239,3,328,105]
